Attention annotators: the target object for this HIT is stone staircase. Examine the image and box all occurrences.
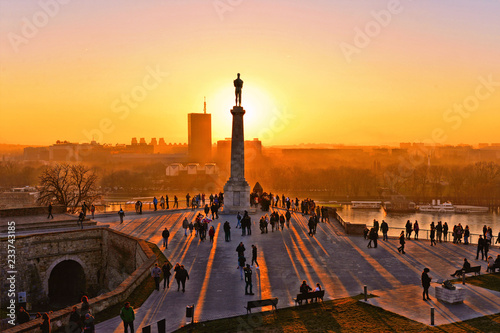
[0,214,98,235]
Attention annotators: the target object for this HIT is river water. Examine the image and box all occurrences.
[334,205,500,238]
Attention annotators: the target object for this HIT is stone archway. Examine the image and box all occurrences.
[48,260,86,307]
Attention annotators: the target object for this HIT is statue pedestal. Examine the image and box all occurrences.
[222,181,253,214]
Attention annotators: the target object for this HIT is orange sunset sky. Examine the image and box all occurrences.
[1,0,499,146]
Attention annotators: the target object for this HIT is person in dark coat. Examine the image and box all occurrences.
[175,265,189,292]
[162,262,171,289]
[162,228,170,249]
[223,221,231,241]
[398,231,406,254]
[421,268,431,301]
[451,258,471,277]
[299,280,312,304]
[380,220,389,241]
[18,307,30,324]
[476,235,486,260]
[40,313,50,333]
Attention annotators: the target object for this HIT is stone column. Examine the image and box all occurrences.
[223,106,252,213]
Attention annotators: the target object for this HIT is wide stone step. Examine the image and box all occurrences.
[0,219,96,233]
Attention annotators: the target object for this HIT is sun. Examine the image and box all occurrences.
[209,83,277,143]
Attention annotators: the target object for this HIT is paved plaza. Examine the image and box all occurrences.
[92,208,500,332]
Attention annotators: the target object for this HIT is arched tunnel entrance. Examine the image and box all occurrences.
[48,260,86,307]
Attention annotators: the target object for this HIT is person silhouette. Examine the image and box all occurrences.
[234,73,243,106]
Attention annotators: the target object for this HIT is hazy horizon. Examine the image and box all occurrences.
[1,0,499,146]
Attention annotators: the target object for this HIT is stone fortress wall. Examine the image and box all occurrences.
[1,228,157,333]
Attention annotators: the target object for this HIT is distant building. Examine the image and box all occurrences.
[188,101,212,163]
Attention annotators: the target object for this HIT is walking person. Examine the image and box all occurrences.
[118,208,125,224]
[173,195,178,208]
[398,231,406,254]
[162,227,170,249]
[90,204,95,219]
[182,217,189,236]
[476,235,485,260]
[47,202,54,219]
[175,265,189,292]
[236,212,242,229]
[421,268,431,301]
[162,261,171,289]
[251,244,259,268]
[244,264,254,295]
[209,225,215,243]
[151,263,162,291]
[120,302,135,333]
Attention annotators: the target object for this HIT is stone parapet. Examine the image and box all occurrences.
[435,286,466,304]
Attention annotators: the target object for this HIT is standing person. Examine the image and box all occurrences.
[244,211,252,235]
[160,196,165,209]
[238,255,246,280]
[83,313,95,333]
[405,220,412,239]
[443,222,449,242]
[162,261,171,289]
[421,268,431,301]
[476,235,485,260]
[251,244,259,268]
[153,197,158,211]
[413,220,419,240]
[120,302,135,333]
[204,204,210,216]
[47,202,54,219]
[186,193,191,208]
[182,217,189,236]
[78,210,85,229]
[308,216,315,236]
[381,220,389,241]
[165,194,169,209]
[162,227,170,249]
[175,265,189,292]
[244,264,254,295]
[464,225,470,245]
[80,296,91,321]
[430,224,436,246]
[18,307,31,324]
[436,221,443,243]
[236,242,246,257]
[151,263,162,291]
[223,221,231,242]
[40,313,51,333]
[285,210,291,228]
[90,204,95,219]
[173,195,178,209]
[398,231,406,254]
[209,225,215,243]
[118,208,125,224]
[68,306,81,332]
[367,228,374,248]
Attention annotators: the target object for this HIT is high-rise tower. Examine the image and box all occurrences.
[188,99,212,163]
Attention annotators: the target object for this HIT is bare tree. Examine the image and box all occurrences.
[38,164,99,213]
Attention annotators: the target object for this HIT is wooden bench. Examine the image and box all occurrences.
[244,298,278,314]
[294,290,325,305]
[462,266,481,276]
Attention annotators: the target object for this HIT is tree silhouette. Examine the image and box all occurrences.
[38,164,99,212]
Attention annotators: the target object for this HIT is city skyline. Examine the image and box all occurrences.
[1,0,500,146]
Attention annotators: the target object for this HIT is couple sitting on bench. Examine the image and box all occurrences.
[299,281,322,304]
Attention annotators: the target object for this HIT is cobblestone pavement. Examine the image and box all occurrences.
[94,208,500,332]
